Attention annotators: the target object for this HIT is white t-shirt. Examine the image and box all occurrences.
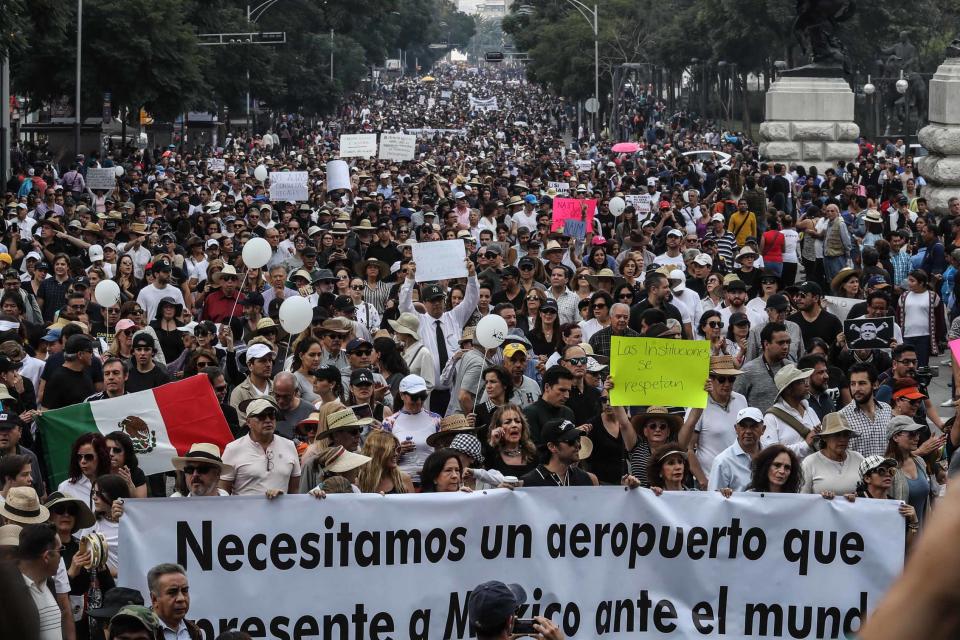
[23,572,62,640]
[136,284,185,323]
[903,291,930,338]
[221,434,302,495]
[781,229,800,263]
[655,252,685,271]
[687,392,747,478]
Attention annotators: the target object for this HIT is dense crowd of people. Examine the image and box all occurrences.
[0,62,955,639]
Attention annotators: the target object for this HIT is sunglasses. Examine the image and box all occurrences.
[51,504,78,517]
[109,446,123,454]
[214,385,228,393]
[122,329,134,337]
[407,392,427,402]
[565,356,588,366]
[541,309,557,315]
[351,285,364,291]
[131,309,144,315]
[592,304,607,310]
[618,293,634,299]
[183,465,216,475]
[253,409,278,419]
[712,375,736,384]
[350,349,373,357]
[77,453,95,462]
[195,360,215,367]
[707,321,724,329]
[221,275,238,281]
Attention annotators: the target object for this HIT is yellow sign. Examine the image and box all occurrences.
[609,337,710,408]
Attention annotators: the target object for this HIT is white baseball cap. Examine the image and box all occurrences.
[88,245,103,262]
[693,253,713,267]
[399,374,427,394]
[736,407,764,424]
[711,213,725,223]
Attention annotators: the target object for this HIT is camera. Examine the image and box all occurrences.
[513,619,537,635]
[915,365,935,391]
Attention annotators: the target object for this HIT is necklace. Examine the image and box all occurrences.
[549,469,569,487]
[503,448,522,457]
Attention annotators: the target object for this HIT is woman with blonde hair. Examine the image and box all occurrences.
[484,404,537,477]
[105,319,136,358]
[358,430,414,494]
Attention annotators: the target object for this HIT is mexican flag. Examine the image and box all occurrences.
[38,374,234,487]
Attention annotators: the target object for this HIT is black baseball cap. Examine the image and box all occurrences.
[151,259,172,273]
[312,364,341,383]
[502,266,520,278]
[798,281,822,296]
[725,279,747,292]
[468,581,527,632]
[541,418,580,444]
[131,333,154,351]
[346,338,372,354]
[242,291,265,307]
[0,412,22,430]
[766,293,790,311]
[87,587,145,620]
[334,295,356,312]
[541,299,559,312]
[421,283,446,301]
[64,334,94,356]
[350,368,375,386]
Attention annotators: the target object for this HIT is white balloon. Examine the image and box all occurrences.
[254,165,269,182]
[475,314,509,350]
[241,237,272,269]
[608,196,626,217]
[94,280,121,308]
[114,165,125,177]
[279,296,313,334]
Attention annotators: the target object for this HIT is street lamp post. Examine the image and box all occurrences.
[560,0,598,137]
[863,75,876,140]
[247,0,285,130]
[896,70,910,143]
[75,0,83,156]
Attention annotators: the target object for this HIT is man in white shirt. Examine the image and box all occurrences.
[136,258,186,323]
[18,522,64,640]
[680,356,748,487]
[221,398,301,496]
[761,364,819,459]
[655,229,686,271]
[117,223,151,280]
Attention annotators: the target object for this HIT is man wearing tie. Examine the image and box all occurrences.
[399,258,480,414]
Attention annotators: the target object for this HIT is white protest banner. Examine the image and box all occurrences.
[206,158,226,172]
[626,193,652,213]
[411,239,467,282]
[338,134,378,158]
[575,159,593,173]
[406,128,468,137]
[825,295,855,322]
[86,167,116,191]
[418,95,426,105]
[378,133,417,161]
[440,90,452,100]
[268,171,308,202]
[469,94,499,111]
[326,160,351,192]
[120,489,903,640]
[548,181,570,195]
[452,80,466,89]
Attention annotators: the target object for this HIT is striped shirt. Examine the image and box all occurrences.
[23,573,62,640]
[546,287,580,326]
[890,250,912,288]
[362,281,392,314]
[704,231,738,267]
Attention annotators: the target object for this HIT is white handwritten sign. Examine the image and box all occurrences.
[626,194,652,213]
[206,158,226,172]
[378,133,417,162]
[411,239,467,282]
[548,181,570,195]
[268,171,308,202]
[339,134,378,158]
[86,168,116,192]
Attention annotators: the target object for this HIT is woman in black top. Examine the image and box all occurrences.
[483,404,537,478]
[529,301,562,356]
[150,296,184,363]
[472,366,514,441]
[104,431,148,498]
[585,384,637,485]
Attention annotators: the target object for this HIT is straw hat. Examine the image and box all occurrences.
[0,524,21,547]
[774,364,813,397]
[0,486,49,524]
[585,268,617,288]
[817,412,859,439]
[318,445,371,474]
[316,407,373,439]
[426,413,477,448]
[735,245,758,261]
[631,406,682,431]
[830,267,861,294]
[709,355,743,376]
[388,312,420,337]
[171,443,234,474]
[44,491,96,531]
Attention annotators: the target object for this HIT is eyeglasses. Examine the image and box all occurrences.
[69,304,86,310]
[254,409,278,420]
[711,375,736,384]
[896,358,918,365]
[707,321,724,329]
[109,446,123,454]
[646,422,670,431]
[564,356,588,366]
[350,349,373,357]
[77,453,95,462]
[183,465,216,476]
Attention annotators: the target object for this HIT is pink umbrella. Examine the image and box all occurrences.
[611,142,640,153]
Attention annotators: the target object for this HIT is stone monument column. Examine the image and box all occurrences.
[918,48,960,216]
[759,73,860,173]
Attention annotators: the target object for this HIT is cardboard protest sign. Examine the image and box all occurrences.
[206,158,226,172]
[268,171,308,202]
[575,159,593,172]
[411,240,467,282]
[550,197,596,239]
[844,316,894,350]
[609,336,710,408]
[339,134,378,158]
[626,194,652,213]
[378,134,417,161]
[548,181,570,195]
[86,168,116,191]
